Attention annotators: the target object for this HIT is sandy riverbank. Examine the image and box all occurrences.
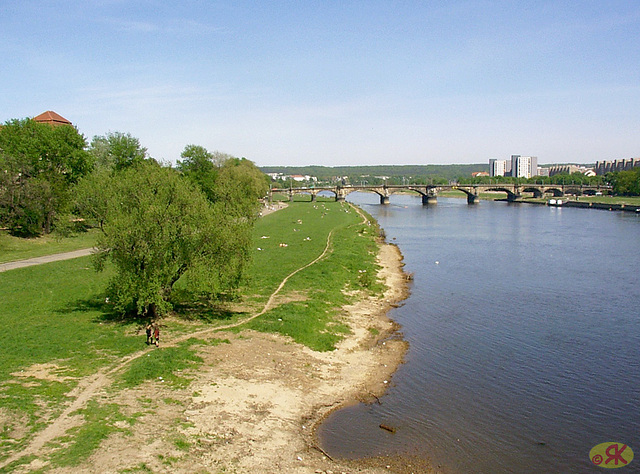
[42,239,432,473]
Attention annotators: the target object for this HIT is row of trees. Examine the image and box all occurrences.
[457,173,608,186]
[262,164,486,183]
[0,117,269,318]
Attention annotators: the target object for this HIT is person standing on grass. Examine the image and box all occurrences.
[153,325,160,347]
[145,324,152,345]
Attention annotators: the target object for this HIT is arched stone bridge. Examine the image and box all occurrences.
[271,183,612,205]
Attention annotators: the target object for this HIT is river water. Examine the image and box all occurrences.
[318,193,640,473]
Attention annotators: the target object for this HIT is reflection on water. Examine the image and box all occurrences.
[318,193,640,473]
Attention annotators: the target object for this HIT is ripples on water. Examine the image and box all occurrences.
[319,194,640,473]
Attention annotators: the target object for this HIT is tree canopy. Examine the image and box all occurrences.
[608,168,640,196]
[83,160,255,318]
[89,131,148,171]
[0,118,92,236]
[177,145,269,214]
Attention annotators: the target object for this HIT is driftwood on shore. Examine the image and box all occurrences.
[379,423,396,433]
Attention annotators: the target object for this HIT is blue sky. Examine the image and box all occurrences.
[1,1,638,166]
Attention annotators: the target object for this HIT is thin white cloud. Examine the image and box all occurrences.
[101,16,225,35]
[165,18,227,35]
[104,17,158,32]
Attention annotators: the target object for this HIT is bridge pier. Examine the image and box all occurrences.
[507,194,522,203]
[467,193,479,204]
[310,194,316,202]
[422,195,437,205]
[380,195,390,205]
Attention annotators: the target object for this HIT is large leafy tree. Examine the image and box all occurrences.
[0,118,92,236]
[212,157,270,217]
[83,161,252,318]
[89,131,147,171]
[177,145,268,214]
[608,169,640,196]
[176,144,219,201]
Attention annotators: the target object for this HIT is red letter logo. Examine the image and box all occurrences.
[590,442,634,469]
[605,444,628,466]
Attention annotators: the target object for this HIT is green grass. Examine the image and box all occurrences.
[244,202,368,303]
[48,401,138,469]
[243,202,383,350]
[570,195,640,205]
[0,258,141,380]
[0,257,143,459]
[118,338,205,389]
[0,229,98,264]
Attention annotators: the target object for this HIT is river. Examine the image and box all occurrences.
[318,193,640,473]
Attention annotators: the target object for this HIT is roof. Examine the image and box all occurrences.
[33,110,72,126]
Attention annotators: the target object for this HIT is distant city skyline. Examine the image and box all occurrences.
[1,2,638,167]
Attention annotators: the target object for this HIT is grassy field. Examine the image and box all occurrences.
[567,194,640,206]
[0,201,383,469]
[0,229,98,264]
[243,201,382,350]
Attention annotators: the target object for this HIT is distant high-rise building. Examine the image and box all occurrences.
[489,159,508,177]
[511,155,538,178]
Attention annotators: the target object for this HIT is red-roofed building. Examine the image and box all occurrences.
[33,110,72,127]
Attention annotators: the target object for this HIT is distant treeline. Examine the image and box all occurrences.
[260,164,488,183]
[262,163,640,195]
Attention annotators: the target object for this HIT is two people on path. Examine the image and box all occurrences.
[146,323,160,346]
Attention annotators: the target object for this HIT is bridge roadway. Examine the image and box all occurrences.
[271,183,612,205]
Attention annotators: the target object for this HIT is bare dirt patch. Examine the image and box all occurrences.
[10,363,74,384]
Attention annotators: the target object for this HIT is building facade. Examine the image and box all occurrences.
[511,155,538,179]
[594,158,640,175]
[489,159,509,177]
[489,155,538,178]
[548,164,596,177]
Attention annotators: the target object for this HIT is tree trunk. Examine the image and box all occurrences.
[148,302,158,320]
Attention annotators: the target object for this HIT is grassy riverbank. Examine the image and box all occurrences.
[437,190,640,206]
[0,201,390,471]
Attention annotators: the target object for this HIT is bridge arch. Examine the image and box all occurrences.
[521,186,545,199]
[482,186,520,201]
[541,186,564,197]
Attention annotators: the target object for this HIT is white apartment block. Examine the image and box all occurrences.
[489,159,508,177]
[511,155,538,178]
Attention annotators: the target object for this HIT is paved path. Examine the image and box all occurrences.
[0,248,94,273]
